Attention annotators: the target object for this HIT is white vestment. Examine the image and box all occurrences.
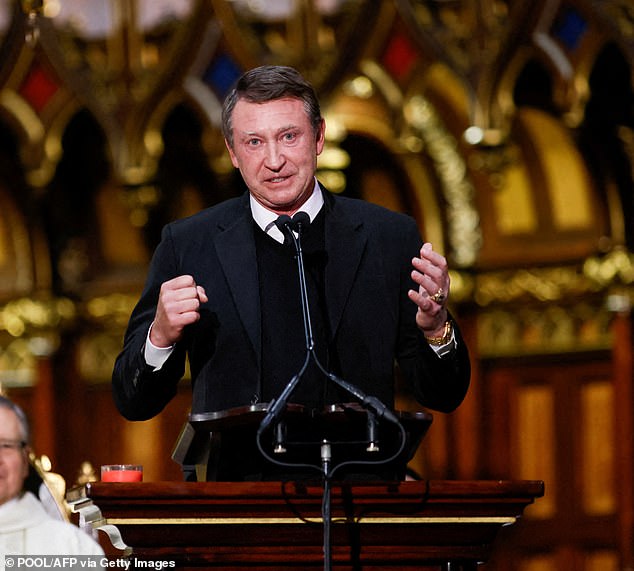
[0,491,104,559]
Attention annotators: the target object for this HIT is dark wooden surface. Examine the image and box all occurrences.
[68,480,544,570]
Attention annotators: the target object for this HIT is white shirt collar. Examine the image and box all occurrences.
[250,179,324,243]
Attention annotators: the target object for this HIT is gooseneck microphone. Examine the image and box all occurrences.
[257,212,313,434]
[256,209,406,571]
[258,211,400,433]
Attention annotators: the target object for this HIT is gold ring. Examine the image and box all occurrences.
[430,288,446,304]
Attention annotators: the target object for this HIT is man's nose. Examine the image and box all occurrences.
[264,142,285,170]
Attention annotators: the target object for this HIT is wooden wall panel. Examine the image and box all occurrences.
[611,312,634,569]
[481,356,621,571]
[579,381,615,515]
[517,554,558,571]
[514,384,556,519]
[583,550,619,571]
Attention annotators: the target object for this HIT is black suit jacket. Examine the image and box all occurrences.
[112,188,470,421]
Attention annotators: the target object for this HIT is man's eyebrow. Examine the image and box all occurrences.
[237,125,299,138]
[276,124,298,133]
[236,129,258,138]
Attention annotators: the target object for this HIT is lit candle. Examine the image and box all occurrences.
[101,464,143,482]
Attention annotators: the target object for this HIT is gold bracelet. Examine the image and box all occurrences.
[425,320,452,346]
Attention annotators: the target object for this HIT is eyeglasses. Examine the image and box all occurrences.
[0,440,26,454]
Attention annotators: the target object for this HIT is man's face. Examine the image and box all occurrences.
[0,407,29,505]
[226,97,325,215]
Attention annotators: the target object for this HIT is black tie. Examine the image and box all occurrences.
[274,212,310,247]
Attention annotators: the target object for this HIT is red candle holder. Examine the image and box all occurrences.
[101,464,143,482]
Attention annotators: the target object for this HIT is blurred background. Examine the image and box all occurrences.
[0,1,632,569]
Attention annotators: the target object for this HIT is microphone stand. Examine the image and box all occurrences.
[256,215,407,571]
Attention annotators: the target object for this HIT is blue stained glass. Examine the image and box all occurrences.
[552,7,587,51]
[203,55,242,98]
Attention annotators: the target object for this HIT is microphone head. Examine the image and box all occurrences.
[273,212,310,238]
[291,212,310,233]
[273,214,293,238]
[275,214,292,226]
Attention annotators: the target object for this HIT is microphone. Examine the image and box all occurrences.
[258,211,312,435]
[325,371,400,425]
[258,208,401,441]
[274,212,311,247]
[257,374,301,435]
[256,208,407,571]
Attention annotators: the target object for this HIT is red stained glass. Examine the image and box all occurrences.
[382,31,418,81]
[19,64,60,113]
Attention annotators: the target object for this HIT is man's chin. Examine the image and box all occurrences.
[259,195,307,214]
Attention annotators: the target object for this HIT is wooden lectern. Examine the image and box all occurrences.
[67,479,543,570]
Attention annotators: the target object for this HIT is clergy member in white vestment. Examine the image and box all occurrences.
[0,396,104,560]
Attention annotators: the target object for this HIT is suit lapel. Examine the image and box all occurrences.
[211,190,367,360]
[214,197,261,364]
[324,194,367,339]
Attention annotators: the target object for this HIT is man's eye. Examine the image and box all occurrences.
[0,440,23,451]
[247,139,261,146]
[283,132,296,142]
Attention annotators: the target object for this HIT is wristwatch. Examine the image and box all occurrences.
[425,320,453,346]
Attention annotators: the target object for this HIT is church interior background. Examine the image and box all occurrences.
[0,1,633,569]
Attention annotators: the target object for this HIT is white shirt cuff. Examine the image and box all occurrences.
[144,323,174,371]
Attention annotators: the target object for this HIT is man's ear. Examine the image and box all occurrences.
[21,445,32,481]
[315,119,326,155]
[224,138,239,168]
